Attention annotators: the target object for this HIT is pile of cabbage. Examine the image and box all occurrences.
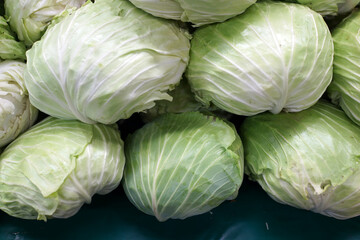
[0,0,360,222]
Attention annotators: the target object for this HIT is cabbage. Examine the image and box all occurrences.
[141,79,231,122]
[186,1,333,117]
[0,117,125,220]
[128,0,256,27]
[328,10,360,126]
[241,101,360,219]
[0,16,26,61]
[123,112,244,221]
[0,60,37,147]
[24,0,190,124]
[4,0,85,46]
[282,0,360,16]
[141,79,206,122]
[338,0,360,14]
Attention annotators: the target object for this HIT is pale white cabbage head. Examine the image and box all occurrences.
[128,0,257,27]
[0,60,37,147]
[187,1,334,117]
[4,0,86,46]
[241,101,360,220]
[24,0,190,124]
[0,117,125,221]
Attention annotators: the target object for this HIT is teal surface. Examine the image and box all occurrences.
[0,178,359,240]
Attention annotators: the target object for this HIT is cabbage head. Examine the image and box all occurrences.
[282,0,360,15]
[241,101,360,219]
[0,60,37,147]
[123,112,244,221]
[24,0,190,124]
[128,0,256,27]
[0,16,26,61]
[186,1,333,117]
[4,0,85,46]
[328,10,360,126]
[0,117,125,220]
[141,79,205,122]
[141,79,231,122]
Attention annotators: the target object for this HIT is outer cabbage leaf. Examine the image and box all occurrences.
[187,1,333,116]
[123,112,244,221]
[0,16,26,61]
[24,0,190,124]
[0,60,37,147]
[0,117,125,221]
[4,0,85,46]
[328,10,360,126]
[129,0,257,27]
[241,101,360,219]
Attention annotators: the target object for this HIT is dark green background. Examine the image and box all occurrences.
[1,178,359,240]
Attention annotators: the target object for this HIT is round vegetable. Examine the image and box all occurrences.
[0,117,125,221]
[141,79,206,122]
[241,101,360,219]
[0,60,37,147]
[187,1,333,117]
[25,0,190,124]
[0,16,26,61]
[128,0,256,27]
[328,10,360,126]
[4,0,86,46]
[282,0,360,16]
[123,112,244,221]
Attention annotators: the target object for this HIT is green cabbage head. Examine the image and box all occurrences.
[282,0,360,15]
[241,101,360,219]
[123,112,244,221]
[0,16,26,61]
[0,60,37,147]
[0,117,125,220]
[187,1,333,117]
[328,10,360,126]
[141,79,206,122]
[4,0,86,46]
[24,0,190,124]
[128,0,256,27]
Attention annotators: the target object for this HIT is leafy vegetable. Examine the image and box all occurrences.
[241,101,360,219]
[123,112,244,221]
[328,10,360,126]
[4,0,85,46]
[128,0,256,27]
[187,1,333,117]
[338,0,360,14]
[141,79,206,122]
[0,60,37,147]
[0,16,26,61]
[24,0,190,124]
[0,117,125,220]
[282,0,360,15]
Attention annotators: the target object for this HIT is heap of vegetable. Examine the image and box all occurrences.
[0,0,360,223]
